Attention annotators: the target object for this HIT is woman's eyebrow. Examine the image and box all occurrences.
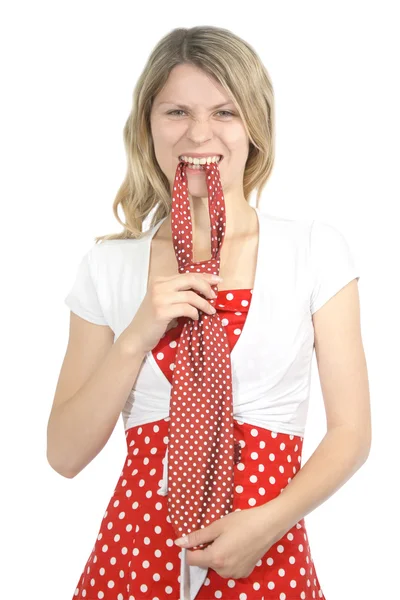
[157,101,235,110]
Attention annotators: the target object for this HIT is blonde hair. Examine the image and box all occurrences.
[94,25,275,243]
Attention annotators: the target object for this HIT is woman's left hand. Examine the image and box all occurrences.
[174,503,284,579]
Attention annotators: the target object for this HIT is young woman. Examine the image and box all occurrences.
[47,25,370,600]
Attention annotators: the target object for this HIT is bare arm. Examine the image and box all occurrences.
[263,279,371,535]
[47,314,146,478]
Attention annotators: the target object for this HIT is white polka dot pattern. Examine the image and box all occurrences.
[167,159,236,549]
[71,420,327,599]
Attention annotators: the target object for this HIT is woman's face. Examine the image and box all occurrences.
[150,63,250,201]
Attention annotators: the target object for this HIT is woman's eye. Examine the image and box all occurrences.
[167,110,234,118]
[217,111,235,117]
[167,110,186,116]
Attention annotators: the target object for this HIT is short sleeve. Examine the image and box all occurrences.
[309,220,360,315]
[64,246,108,325]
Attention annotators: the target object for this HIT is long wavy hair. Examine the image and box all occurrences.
[94,26,275,243]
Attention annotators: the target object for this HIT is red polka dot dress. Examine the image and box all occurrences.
[72,288,326,600]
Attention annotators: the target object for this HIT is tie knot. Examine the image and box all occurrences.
[179,256,220,277]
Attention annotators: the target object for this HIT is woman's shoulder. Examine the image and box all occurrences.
[93,230,152,258]
[258,211,312,250]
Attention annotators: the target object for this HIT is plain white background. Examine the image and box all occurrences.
[1,2,398,599]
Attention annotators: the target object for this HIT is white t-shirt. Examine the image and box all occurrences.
[65,208,360,436]
[64,207,360,598]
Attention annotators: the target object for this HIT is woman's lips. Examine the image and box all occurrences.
[181,156,224,173]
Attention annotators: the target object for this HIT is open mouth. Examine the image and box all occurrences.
[179,156,224,170]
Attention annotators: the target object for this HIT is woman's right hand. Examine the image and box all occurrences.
[124,272,223,355]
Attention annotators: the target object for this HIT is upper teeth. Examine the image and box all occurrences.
[179,155,222,165]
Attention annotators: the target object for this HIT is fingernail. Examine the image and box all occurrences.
[211,275,223,282]
[175,535,189,546]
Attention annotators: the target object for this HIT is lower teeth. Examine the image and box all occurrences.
[188,163,218,169]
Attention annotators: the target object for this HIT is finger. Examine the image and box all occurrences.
[175,526,216,548]
[184,546,213,569]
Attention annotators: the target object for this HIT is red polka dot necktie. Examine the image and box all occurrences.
[167,159,241,552]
